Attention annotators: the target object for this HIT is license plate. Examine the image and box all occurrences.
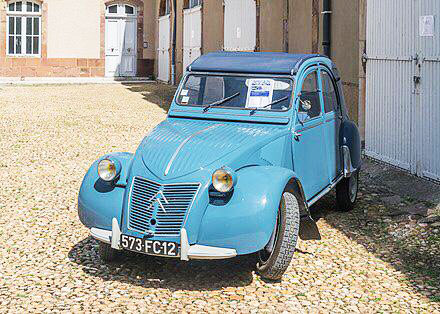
[120,234,179,257]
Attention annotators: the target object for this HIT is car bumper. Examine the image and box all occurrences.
[90,218,237,261]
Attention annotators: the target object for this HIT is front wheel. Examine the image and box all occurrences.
[256,191,300,281]
[335,171,359,212]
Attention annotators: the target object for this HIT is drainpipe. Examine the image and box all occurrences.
[171,0,177,85]
[322,0,331,57]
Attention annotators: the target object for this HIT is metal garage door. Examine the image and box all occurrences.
[158,15,170,82]
[183,4,202,73]
[223,0,256,51]
[365,0,440,181]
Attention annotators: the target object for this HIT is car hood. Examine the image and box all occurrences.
[138,118,288,180]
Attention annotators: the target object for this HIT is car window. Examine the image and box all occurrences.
[184,75,201,104]
[298,71,321,122]
[321,71,339,113]
[203,76,225,104]
[177,74,294,111]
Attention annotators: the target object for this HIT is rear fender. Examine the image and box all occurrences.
[340,120,362,175]
[196,166,306,255]
[78,152,133,230]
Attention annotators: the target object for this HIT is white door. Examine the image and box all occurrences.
[418,0,440,181]
[158,15,171,82]
[105,18,121,77]
[120,19,136,76]
[224,0,256,51]
[365,0,440,181]
[183,6,202,73]
[105,4,137,77]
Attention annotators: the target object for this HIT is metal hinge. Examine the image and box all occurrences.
[413,75,421,84]
[362,53,368,64]
[412,53,420,65]
[424,56,440,62]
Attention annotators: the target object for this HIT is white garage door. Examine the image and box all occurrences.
[183,5,202,73]
[365,0,440,181]
[157,15,171,82]
[223,0,256,51]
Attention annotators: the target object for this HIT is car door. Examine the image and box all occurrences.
[292,68,329,200]
[320,69,342,182]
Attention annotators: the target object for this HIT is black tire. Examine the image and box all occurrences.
[336,171,359,212]
[256,191,300,281]
[98,242,119,262]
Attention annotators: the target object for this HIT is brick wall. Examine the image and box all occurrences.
[0,0,152,77]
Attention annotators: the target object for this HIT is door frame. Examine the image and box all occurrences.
[157,14,171,82]
[183,5,202,74]
[104,2,139,77]
[292,66,330,200]
[318,66,343,182]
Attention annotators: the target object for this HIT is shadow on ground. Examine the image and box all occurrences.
[310,158,440,302]
[68,236,255,291]
[123,83,177,112]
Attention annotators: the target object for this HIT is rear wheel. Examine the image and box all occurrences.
[98,242,119,262]
[256,191,300,281]
[336,171,359,212]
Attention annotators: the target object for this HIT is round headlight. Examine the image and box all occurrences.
[98,159,117,181]
[212,168,234,193]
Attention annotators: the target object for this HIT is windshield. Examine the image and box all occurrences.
[176,74,294,112]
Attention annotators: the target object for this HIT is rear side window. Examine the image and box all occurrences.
[321,71,339,113]
[298,71,321,121]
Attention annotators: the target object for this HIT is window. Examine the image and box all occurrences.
[159,0,171,16]
[7,1,41,56]
[184,0,202,9]
[321,71,339,113]
[125,5,134,15]
[108,5,117,13]
[106,4,136,16]
[177,74,293,111]
[298,71,321,121]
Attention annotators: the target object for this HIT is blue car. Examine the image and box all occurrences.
[78,52,361,280]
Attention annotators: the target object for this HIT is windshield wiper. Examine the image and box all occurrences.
[203,92,240,112]
[249,96,289,115]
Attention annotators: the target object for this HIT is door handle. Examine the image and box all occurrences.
[293,131,302,141]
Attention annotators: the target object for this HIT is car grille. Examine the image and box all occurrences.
[128,177,200,236]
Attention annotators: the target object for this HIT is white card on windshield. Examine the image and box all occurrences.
[181,96,190,103]
[245,79,275,109]
[180,89,189,96]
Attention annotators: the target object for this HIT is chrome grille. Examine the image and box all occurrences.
[128,177,200,236]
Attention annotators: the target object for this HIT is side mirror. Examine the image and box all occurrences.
[300,99,312,111]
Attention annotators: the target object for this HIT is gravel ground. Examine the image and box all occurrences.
[0,83,439,313]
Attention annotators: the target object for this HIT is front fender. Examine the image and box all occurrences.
[196,166,298,255]
[78,152,133,230]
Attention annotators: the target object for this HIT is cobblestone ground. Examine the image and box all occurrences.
[0,84,439,313]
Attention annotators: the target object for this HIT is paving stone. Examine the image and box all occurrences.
[406,204,429,217]
[419,216,440,224]
[0,84,439,313]
[381,195,403,206]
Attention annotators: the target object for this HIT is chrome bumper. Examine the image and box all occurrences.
[90,219,237,261]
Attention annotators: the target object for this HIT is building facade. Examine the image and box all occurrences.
[0,0,156,77]
[1,0,362,136]
[154,0,361,123]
